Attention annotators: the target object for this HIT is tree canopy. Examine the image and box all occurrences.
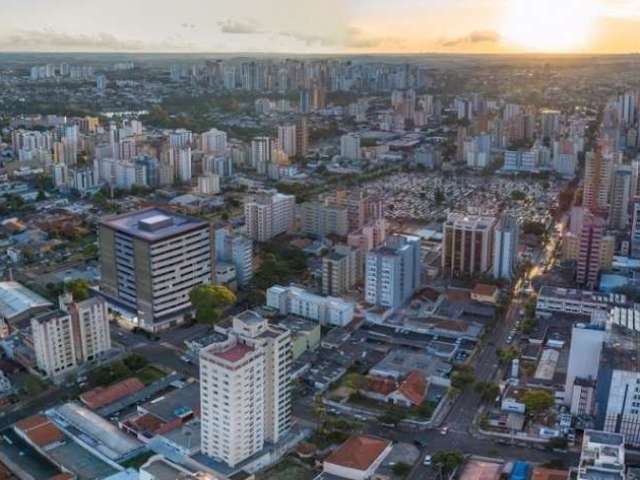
[523,389,554,416]
[189,284,237,325]
[65,279,90,302]
[432,451,464,474]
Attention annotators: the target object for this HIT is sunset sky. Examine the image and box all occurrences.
[1,0,639,54]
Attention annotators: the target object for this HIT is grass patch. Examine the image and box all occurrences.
[136,365,166,386]
[258,458,317,480]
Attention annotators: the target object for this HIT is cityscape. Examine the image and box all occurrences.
[0,2,640,480]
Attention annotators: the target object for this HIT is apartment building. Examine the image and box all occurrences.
[31,296,111,380]
[244,190,295,242]
[300,201,349,238]
[266,285,355,327]
[365,234,422,311]
[199,311,292,468]
[99,208,215,332]
[215,227,254,287]
[577,430,625,480]
[322,245,358,296]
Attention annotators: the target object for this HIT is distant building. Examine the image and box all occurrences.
[266,285,355,327]
[99,208,215,331]
[576,213,606,289]
[244,190,295,242]
[340,133,361,160]
[609,166,632,230]
[215,227,254,287]
[322,245,358,296]
[300,201,348,238]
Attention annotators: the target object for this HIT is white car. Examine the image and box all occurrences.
[423,454,432,466]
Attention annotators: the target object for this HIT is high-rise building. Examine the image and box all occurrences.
[576,213,606,289]
[340,133,361,160]
[295,117,309,158]
[215,227,254,287]
[583,150,614,214]
[277,125,297,158]
[201,128,228,154]
[200,311,292,467]
[196,172,221,195]
[365,234,422,310]
[244,190,295,242]
[251,137,273,174]
[300,201,349,238]
[442,214,497,278]
[493,214,519,280]
[322,245,358,296]
[99,208,215,331]
[609,165,632,230]
[631,203,640,258]
[540,109,561,140]
[32,296,111,380]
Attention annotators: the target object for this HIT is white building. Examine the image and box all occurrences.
[493,214,519,280]
[201,128,228,154]
[200,311,292,468]
[365,235,422,310]
[277,125,297,158]
[215,227,254,287]
[536,286,627,318]
[244,190,295,242]
[577,430,625,480]
[196,172,221,195]
[266,285,355,327]
[340,133,361,160]
[32,296,111,380]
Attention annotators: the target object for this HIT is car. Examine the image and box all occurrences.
[423,454,432,466]
[440,426,449,435]
[506,336,513,344]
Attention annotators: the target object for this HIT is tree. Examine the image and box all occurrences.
[523,389,554,416]
[65,279,90,301]
[189,284,237,325]
[511,190,527,202]
[450,365,475,390]
[392,462,411,476]
[496,347,520,366]
[123,354,147,371]
[475,382,501,402]
[432,451,464,475]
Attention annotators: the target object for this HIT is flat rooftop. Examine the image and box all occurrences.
[100,208,207,242]
[0,281,52,321]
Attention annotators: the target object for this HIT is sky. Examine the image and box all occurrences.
[1,0,639,54]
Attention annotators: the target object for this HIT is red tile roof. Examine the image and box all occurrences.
[397,371,427,406]
[325,435,391,471]
[213,343,254,363]
[531,467,570,480]
[366,376,397,396]
[473,283,498,297]
[80,377,145,410]
[15,415,64,448]
[49,474,74,480]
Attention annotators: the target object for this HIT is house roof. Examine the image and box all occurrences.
[473,283,498,297]
[325,435,391,472]
[366,376,397,396]
[80,377,145,410]
[531,467,570,480]
[397,370,426,405]
[213,343,255,363]
[15,415,64,447]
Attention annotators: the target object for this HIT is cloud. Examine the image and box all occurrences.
[0,29,192,52]
[441,30,501,47]
[217,18,263,34]
[278,30,337,47]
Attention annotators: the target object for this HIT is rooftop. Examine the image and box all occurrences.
[212,342,255,363]
[0,281,52,321]
[141,382,200,423]
[80,377,145,410]
[15,415,63,448]
[325,435,391,471]
[100,208,207,242]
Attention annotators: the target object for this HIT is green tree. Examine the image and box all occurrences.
[189,284,237,325]
[475,381,501,402]
[65,279,90,301]
[450,365,475,390]
[392,462,411,476]
[123,354,148,371]
[432,450,464,475]
[496,347,520,366]
[523,389,554,416]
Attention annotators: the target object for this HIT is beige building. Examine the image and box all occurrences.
[200,311,292,468]
[442,214,497,278]
[300,201,349,238]
[564,232,614,271]
[32,296,111,380]
[322,245,358,296]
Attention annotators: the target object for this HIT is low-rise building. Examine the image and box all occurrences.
[322,435,392,480]
[266,285,355,327]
